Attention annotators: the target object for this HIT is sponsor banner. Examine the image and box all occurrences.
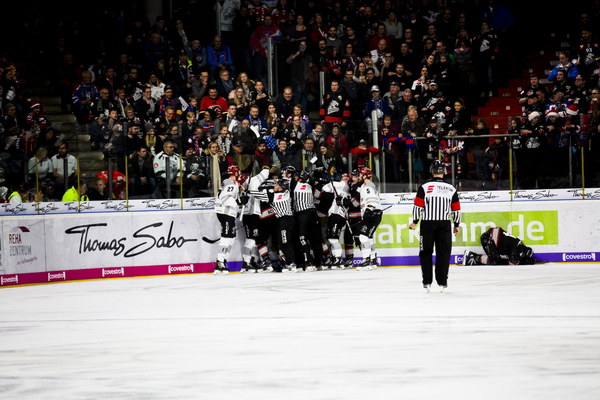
[0,198,217,216]
[379,188,600,205]
[2,199,599,286]
[2,188,600,217]
[2,221,46,274]
[0,262,217,287]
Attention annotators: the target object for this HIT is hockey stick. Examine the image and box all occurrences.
[202,236,219,244]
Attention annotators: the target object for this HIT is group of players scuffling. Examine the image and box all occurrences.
[213,164,383,274]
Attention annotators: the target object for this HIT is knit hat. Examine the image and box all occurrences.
[528,111,541,121]
[566,104,579,115]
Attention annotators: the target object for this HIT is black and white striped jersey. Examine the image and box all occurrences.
[412,178,461,226]
[291,181,315,212]
[268,189,294,218]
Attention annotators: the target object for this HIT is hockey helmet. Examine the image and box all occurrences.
[227,165,240,176]
[282,165,296,176]
[359,167,372,179]
[275,178,290,191]
[237,173,249,186]
[298,170,311,182]
[430,160,445,175]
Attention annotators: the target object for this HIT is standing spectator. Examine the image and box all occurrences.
[216,0,241,47]
[207,35,235,82]
[364,85,391,136]
[548,51,579,84]
[153,139,182,198]
[472,20,500,99]
[51,142,79,199]
[71,71,99,124]
[249,15,281,84]
[128,145,156,198]
[185,39,208,76]
[320,79,351,133]
[286,41,313,112]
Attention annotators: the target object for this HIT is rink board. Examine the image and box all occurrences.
[1,193,600,286]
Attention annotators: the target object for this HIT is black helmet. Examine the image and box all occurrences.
[298,170,311,182]
[430,160,445,175]
[283,165,296,176]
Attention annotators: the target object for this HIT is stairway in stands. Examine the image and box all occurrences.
[475,32,569,134]
[20,69,105,185]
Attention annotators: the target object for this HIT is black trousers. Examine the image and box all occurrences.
[277,216,296,265]
[295,208,323,267]
[419,220,452,286]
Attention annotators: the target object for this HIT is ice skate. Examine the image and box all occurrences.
[424,284,431,293]
[440,285,448,293]
[305,264,317,272]
[328,256,343,270]
[463,250,479,266]
[214,260,229,274]
[356,258,373,271]
[240,261,251,273]
[282,263,298,273]
[370,256,379,269]
[344,258,355,269]
[259,256,273,272]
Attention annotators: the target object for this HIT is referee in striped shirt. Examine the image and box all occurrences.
[409,160,461,293]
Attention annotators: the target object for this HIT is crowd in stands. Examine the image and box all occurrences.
[1,0,599,203]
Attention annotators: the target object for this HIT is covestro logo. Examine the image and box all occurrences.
[562,253,596,262]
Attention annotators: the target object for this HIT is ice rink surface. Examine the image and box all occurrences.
[1,263,600,400]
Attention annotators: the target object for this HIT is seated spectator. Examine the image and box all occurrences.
[62,180,88,202]
[87,177,110,200]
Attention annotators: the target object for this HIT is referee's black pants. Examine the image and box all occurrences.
[277,215,296,266]
[419,220,452,286]
[295,208,323,267]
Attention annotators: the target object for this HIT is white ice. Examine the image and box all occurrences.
[1,263,600,400]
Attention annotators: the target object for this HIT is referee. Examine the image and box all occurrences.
[409,160,461,293]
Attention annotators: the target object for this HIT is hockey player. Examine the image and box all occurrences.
[214,165,246,274]
[463,227,535,266]
[409,160,461,292]
[343,169,363,268]
[321,173,352,269]
[291,170,323,271]
[355,167,383,271]
[241,168,271,273]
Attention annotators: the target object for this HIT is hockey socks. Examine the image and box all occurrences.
[217,237,235,262]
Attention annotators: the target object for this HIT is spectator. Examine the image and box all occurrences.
[249,80,271,115]
[51,141,79,198]
[349,138,380,170]
[128,145,156,198]
[200,87,228,116]
[364,85,391,136]
[87,177,110,200]
[153,139,182,198]
[548,51,579,84]
[271,138,298,170]
[185,39,208,76]
[71,71,99,124]
[249,15,280,83]
[207,35,235,82]
[216,68,236,99]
